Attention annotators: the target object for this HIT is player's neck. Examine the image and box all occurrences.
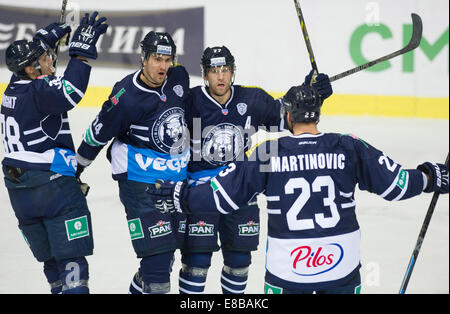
[139,71,163,89]
[292,122,320,136]
[208,88,231,105]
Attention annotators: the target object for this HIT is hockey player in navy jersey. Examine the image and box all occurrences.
[177,46,333,294]
[75,31,190,294]
[148,83,449,294]
[1,12,108,294]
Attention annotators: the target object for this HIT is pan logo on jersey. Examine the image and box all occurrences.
[188,221,214,236]
[148,220,172,238]
[152,107,187,154]
[238,221,260,236]
[202,123,245,166]
[290,243,344,276]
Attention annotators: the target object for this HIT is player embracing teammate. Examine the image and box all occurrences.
[148,78,449,294]
[177,46,332,294]
[75,31,190,294]
[1,12,108,294]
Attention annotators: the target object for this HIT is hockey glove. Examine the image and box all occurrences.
[418,162,449,194]
[69,11,108,60]
[304,70,333,101]
[34,22,71,50]
[147,180,190,214]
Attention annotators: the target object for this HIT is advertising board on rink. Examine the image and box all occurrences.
[0,5,204,76]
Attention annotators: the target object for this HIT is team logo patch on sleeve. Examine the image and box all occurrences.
[110,88,126,106]
[173,85,184,98]
[236,103,247,116]
[188,221,214,236]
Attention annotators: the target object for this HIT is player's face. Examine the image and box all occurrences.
[141,53,173,87]
[26,51,56,79]
[205,66,233,97]
[38,50,56,76]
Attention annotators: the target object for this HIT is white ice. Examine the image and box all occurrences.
[0,110,448,294]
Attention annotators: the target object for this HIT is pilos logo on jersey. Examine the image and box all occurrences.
[290,243,344,277]
[0,6,204,76]
[238,221,259,236]
[188,221,214,237]
[149,221,172,238]
[65,216,90,241]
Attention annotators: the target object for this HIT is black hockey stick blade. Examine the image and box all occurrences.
[399,152,449,294]
[330,13,423,82]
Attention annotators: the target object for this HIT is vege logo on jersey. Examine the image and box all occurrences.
[152,107,187,154]
[134,151,189,173]
[290,243,344,276]
[202,123,244,166]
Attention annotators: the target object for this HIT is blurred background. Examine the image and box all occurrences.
[0,0,448,117]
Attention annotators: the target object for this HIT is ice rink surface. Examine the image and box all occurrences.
[0,109,448,294]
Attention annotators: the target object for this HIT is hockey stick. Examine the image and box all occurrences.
[293,0,319,78]
[330,13,423,82]
[53,0,68,70]
[399,152,449,294]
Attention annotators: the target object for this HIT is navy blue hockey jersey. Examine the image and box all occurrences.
[77,65,190,184]
[185,133,426,290]
[1,58,91,176]
[186,85,282,184]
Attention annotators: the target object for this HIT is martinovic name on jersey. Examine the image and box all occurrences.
[77,65,190,184]
[185,133,426,290]
[1,58,91,176]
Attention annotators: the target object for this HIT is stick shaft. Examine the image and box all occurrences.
[54,0,68,69]
[399,153,449,294]
[293,0,318,73]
